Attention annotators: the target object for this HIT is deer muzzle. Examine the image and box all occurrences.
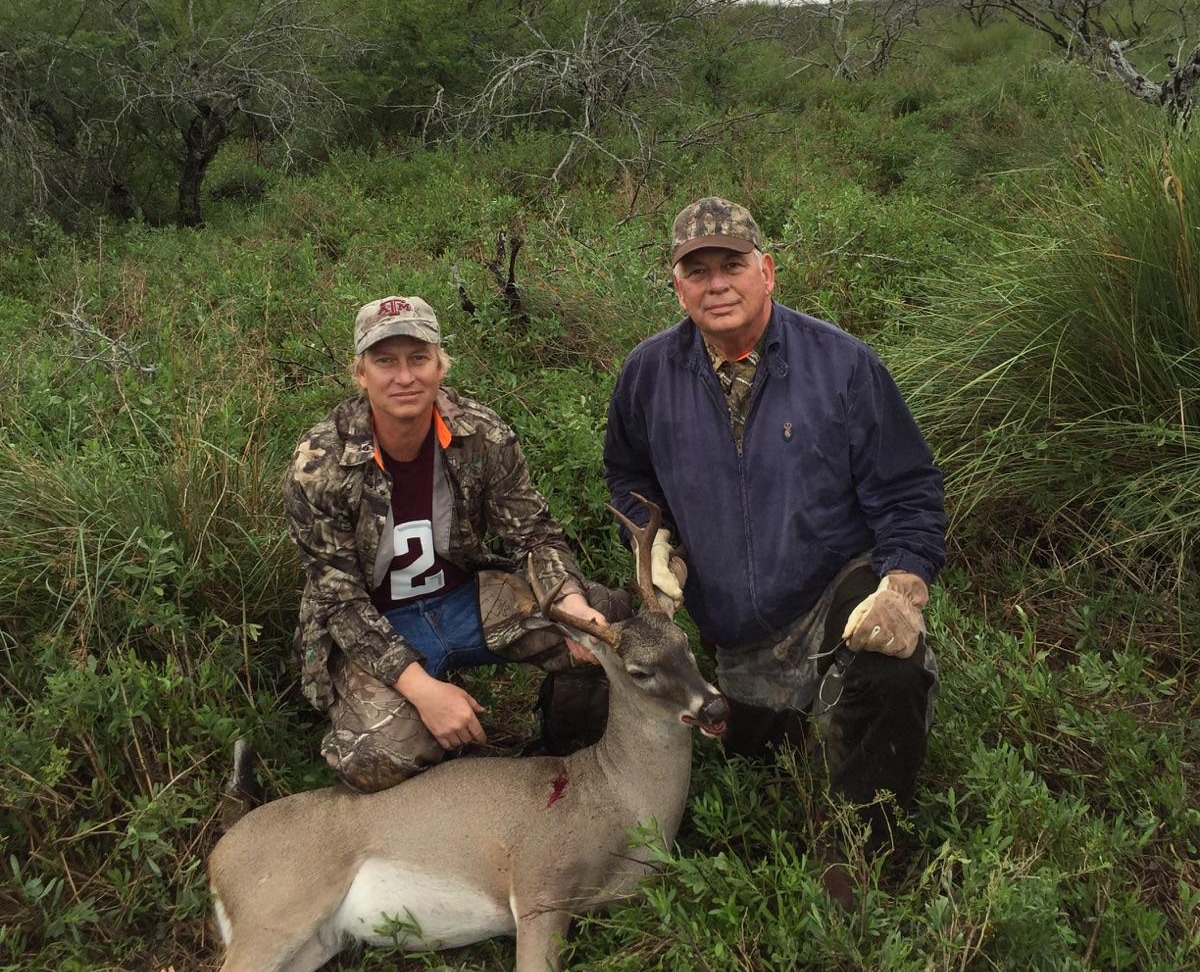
[684,693,730,737]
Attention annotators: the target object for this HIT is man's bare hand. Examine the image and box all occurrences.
[395,665,487,749]
[555,591,607,665]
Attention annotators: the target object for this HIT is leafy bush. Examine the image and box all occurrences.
[780,175,966,334]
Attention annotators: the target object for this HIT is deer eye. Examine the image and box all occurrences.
[627,668,653,682]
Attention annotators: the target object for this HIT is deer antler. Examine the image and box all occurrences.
[526,562,621,648]
[607,492,667,615]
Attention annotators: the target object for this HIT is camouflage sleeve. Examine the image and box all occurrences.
[480,423,585,602]
[283,438,422,689]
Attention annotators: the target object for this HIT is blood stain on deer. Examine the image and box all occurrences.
[546,773,569,808]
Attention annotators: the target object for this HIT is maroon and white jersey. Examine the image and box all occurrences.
[370,427,470,612]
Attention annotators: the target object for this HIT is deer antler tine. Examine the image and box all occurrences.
[537,574,568,606]
[526,561,621,648]
[608,491,661,529]
[628,491,658,511]
[606,503,638,538]
[609,493,665,615]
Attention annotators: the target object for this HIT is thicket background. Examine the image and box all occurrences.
[1,1,1197,970]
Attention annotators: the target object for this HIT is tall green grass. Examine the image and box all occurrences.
[890,138,1200,592]
[0,401,308,969]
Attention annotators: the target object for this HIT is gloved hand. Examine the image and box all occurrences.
[841,571,929,658]
[634,528,687,612]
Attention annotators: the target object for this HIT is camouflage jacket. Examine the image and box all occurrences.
[283,388,585,710]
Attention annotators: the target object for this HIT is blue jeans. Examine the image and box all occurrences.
[382,581,506,679]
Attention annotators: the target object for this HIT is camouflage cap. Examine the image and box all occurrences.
[354,296,440,355]
[671,196,763,266]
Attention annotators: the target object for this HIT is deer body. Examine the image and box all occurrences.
[209,612,726,972]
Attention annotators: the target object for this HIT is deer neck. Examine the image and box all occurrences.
[591,684,695,808]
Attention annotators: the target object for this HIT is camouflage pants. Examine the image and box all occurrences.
[321,573,631,793]
[713,558,938,854]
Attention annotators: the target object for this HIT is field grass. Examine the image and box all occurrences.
[1,23,1197,972]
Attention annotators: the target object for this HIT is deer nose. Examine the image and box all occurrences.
[699,694,730,726]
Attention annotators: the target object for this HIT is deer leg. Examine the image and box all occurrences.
[513,907,571,972]
[214,890,344,972]
[218,929,340,972]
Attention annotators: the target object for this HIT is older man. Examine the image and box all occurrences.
[285,295,620,792]
[604,198,946,904]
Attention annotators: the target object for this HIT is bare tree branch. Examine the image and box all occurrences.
[1104,37,1200,130]
[970,0,1199,133]
[1,0,361,226]
[819,0,934,81]
[425,0,743,181]
[48,295,156,380]
[455,232,530,327]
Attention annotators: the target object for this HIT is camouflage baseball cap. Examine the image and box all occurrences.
[354,296,441,355]
[670,196,763,266]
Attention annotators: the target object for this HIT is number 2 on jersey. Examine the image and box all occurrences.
[389,519,444,599]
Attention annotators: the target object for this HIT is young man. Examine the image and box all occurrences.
[285,295,620,793]
[604,198,947,905]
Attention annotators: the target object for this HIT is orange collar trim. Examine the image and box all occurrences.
[433,407,452,449]
[370,408,452,470]
[704,335,758,364]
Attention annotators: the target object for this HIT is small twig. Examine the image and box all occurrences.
[462,231,531,326]
[266,356,338,380]
[120,681,156,796]
[451,263,477,317]
[299,310,341,367]
[486,231,510,291]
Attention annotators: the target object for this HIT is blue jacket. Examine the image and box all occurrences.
[604,302,946,649]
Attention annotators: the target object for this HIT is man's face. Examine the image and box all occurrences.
[673,247,775,354]
[355,335,444,427]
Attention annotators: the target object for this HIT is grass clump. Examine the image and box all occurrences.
[890,137,1200,593]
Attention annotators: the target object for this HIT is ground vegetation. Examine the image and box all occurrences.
[1,2,1197,970]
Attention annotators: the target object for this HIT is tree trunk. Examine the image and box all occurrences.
[106,178,139,221]
[1105,39,1200,136]
[177,105,229,228]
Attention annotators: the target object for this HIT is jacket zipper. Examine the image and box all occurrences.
[696,358,775,637]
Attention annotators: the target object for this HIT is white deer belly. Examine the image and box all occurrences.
[333,858,514,949]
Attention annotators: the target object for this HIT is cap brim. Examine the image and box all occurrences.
[671,234,757,266]
[356,320,440,355]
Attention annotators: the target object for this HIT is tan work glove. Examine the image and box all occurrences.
[634,528,687,612]
[841,571,929,658]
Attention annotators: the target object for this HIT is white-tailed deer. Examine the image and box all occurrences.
[207,495,729,972]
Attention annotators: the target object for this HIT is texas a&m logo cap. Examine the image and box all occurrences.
[354,296,441,354]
